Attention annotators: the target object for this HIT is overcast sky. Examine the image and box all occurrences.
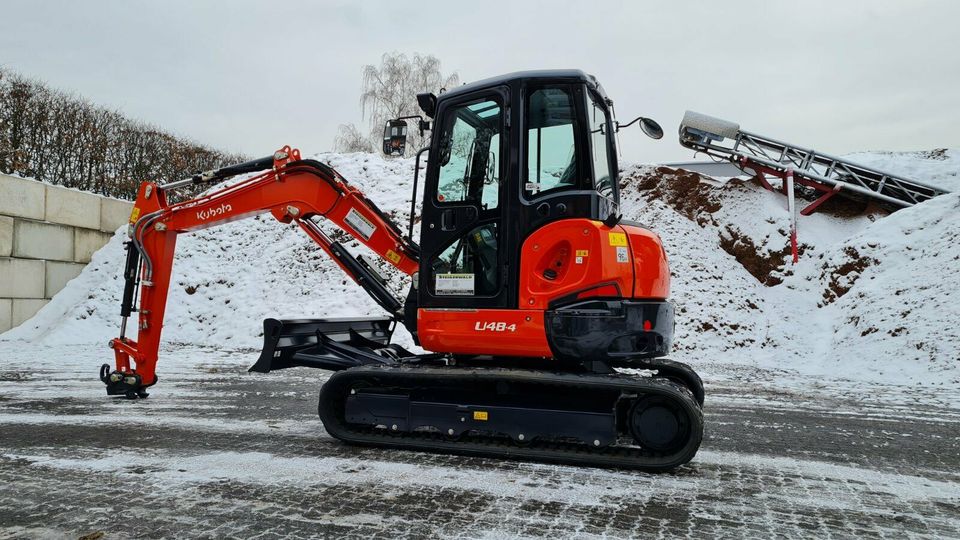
[3,0,958,163]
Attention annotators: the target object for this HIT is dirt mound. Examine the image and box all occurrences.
[818,246,880,306]
[623,166,723,226]
[718,226,802,286]
[625,166,801,285]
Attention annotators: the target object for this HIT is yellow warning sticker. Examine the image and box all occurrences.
[129,207,141,223]
[575,249,589,257]
[473,411,489,421]
[386,249,401,264]
[608,232,627,247]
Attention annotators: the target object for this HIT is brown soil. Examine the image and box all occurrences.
[821,247,880,305]
[624,165,884,288]
[718,227,790,286]
[625,166,806,286]
[755,176,891,219]
[626,166,722,226]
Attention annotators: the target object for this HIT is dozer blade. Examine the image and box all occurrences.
[249,317,398,373]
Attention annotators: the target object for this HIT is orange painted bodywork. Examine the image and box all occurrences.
[417,308,551,357]
[517,219,669,309]
[622,223,671,299]
[417,219,671,357]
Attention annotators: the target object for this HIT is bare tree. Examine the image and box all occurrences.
[333,123,374,153]
[0,67,247,200]
[347,52,459,156]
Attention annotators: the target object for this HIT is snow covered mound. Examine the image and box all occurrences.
[844,148,960,191]
[619,158,958,385]
[775,192,960,377]
[3,150,957,386]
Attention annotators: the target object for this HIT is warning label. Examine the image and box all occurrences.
[608,232,627,246]
[435,273,474,295]
[344,207,376,240]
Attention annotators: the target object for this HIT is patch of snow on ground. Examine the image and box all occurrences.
[765,191,960,382]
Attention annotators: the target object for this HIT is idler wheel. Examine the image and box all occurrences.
[628,396,691,452]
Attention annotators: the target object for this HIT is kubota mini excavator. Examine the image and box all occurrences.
[102,70,704,470]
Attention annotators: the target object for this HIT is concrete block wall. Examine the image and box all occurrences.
[0,174,132,332]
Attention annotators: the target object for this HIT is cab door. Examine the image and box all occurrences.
[418,87,509,309]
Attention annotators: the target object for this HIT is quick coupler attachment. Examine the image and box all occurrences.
[99,363,150,399]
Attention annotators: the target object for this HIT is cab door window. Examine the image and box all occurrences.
[430,223,499,297]
[437,99,502,210]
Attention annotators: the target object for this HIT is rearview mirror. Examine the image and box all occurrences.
[382,120,408,156]
[640,118,664,140]
[616,116,664,140]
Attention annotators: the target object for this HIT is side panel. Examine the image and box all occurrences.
[621,223,671,299]
[517,219,635,310]
[417,308,551,357]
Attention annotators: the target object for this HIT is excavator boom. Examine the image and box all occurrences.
[105,147,418,396]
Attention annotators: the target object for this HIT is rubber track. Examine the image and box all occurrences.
[317,365,704,471]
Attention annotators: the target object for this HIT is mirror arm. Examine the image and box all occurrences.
[394,115,431,136]
[615,116,645,132]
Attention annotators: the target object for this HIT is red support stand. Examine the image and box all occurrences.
[735,156,852,262]
[800,185,842,216]
[754,172,776,192]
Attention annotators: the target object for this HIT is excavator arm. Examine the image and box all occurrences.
[103,146,419,397]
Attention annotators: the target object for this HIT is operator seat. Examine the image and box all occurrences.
[468,224,498,294]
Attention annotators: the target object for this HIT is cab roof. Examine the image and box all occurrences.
[437,69,607,103]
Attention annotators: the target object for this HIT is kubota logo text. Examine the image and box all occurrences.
[197,203,232,221]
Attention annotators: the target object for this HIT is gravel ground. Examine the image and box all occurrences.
[0,343,958,539]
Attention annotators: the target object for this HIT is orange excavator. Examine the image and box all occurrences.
[101,70,704,470]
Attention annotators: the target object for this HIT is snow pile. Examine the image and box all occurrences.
[3,149,957,386]
[844,148,960,192]
[619,154,959,385]
[767,191,960,380]
[1,153,420,348]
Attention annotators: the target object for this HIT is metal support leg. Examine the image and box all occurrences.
[754,172,776,192]
[786,169,798,264]
[800,185,842,216]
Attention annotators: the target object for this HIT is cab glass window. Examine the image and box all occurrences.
[588,92,614,197]
[525,87,578,197]
[437,99,502,209]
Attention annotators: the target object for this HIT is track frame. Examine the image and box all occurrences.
[318,365,704,471]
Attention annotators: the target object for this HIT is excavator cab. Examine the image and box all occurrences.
[380,71,674,366]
